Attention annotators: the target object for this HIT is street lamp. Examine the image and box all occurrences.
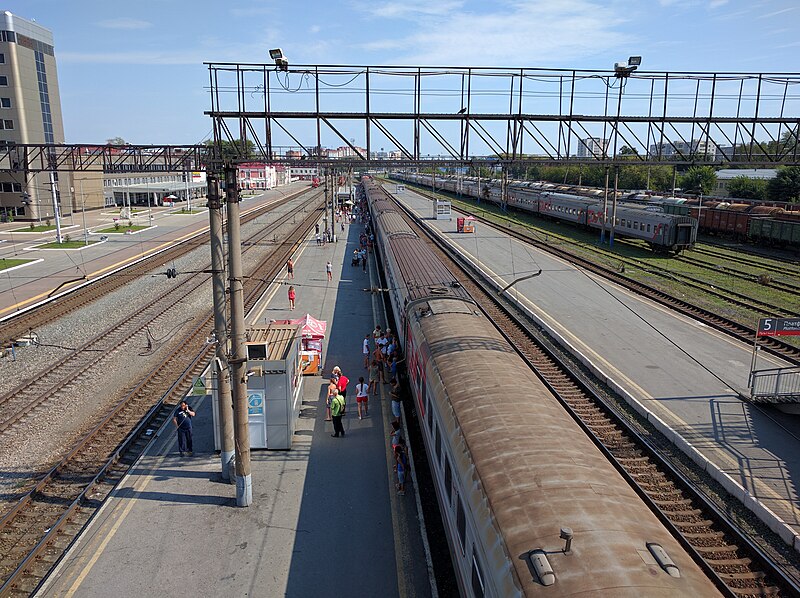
[607,56,642,247]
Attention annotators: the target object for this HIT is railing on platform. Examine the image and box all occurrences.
[749,366,800,402]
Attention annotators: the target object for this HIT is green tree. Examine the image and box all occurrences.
[203,139,257,161]
[726,176,768,200]
[767,166,800,202]
[618,145,639,156]
[106,136,127,145]
[680,166,717,194]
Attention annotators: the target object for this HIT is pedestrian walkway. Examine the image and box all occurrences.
[37,213,432,597]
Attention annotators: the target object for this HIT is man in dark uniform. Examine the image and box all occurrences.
[173,400,196,456]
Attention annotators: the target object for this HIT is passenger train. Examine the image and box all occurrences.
[393,173,699,253]
[363,178,721,597]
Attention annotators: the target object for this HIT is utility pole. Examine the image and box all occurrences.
[330,170,336,242]
[208,174,235,482]
[225,164,252,506]
[609,166,620,247]
[601,166,610,244]
[49,171,63,243]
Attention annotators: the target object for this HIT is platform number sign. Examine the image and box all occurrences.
[757,318,800,337]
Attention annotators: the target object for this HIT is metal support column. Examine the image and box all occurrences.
[224,165,252,506]
[207,174,235,482]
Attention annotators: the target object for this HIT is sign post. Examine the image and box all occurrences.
[750,318,800,394]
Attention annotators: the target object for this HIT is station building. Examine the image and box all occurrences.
[0,11,73,222]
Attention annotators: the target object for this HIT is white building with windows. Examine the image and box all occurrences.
[577,137,609,158]
[0,12,72,221]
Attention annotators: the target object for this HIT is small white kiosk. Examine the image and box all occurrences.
[212,324,304,450]
[434,199,452,220]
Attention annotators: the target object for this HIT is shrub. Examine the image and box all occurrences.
[45,218,51,227]
[64,233,71,243]
[29,221,35,230]
[114,222,120,230]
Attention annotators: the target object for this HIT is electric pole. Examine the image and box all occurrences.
[225,164,252,506]
[207,174,235,482]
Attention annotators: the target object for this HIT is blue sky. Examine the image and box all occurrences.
[3,0,799,146]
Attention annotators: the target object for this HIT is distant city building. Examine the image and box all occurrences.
[0,12,73,221]
[291,166,318,180]
[238,162,278,191]
[577,137,609,158]
[714,168,776,196]
[648,139,716,159]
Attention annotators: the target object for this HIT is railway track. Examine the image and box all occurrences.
[697,243,800,276]
[0,199,324,596]
[393,193,800,597]
[678,254,800,297]
[0,187,311,350]
[407,186,800,367]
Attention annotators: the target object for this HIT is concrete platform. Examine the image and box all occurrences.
[37,215,431,597]
[393,184,800,547]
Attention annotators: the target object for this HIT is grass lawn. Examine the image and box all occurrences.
[36,240,101,249]
[94,225,151,233]
[175,208,205,214]
[11,224,57,232]
[0,258,34,271]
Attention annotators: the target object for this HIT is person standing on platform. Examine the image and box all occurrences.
[369,359,380,396]
[286,258,294,279]
[316,232,321,246]
[334,367,349,411]
[315,223,320,235]
[362,334,370,369]
[326,375,338,421]
[288,285,296,310]
[394,441,408,495]
[390,378,402,424]
[173,400,196,457]
[330,389,346,438]
[372,343,385,385]
[326,261,333,281]
[355,376,369,419]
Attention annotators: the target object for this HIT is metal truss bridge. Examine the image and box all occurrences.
[1,64,798,173]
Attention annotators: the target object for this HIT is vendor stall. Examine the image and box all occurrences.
[272,313,327,375]
[457,216,476,233]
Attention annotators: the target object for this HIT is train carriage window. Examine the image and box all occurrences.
[647,224,651,232]
[471,553,485,598]
[456,498,467,553]
[634,221,639,230]
[444,457,453,503]
[435,424,442,463]
[426,397,433,430]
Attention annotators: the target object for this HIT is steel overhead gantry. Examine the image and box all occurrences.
[204,63,800,168]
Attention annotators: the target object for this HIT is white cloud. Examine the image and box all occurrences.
[310,25,321,34]
[359,1,631,66]
[96,18,152,30]
[759,7,797,19]
[365,0,465,18]
[709,0,728,8]
[230,6,274,18]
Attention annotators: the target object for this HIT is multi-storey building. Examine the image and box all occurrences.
[0,11,72,221]
[576,137,609,158]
